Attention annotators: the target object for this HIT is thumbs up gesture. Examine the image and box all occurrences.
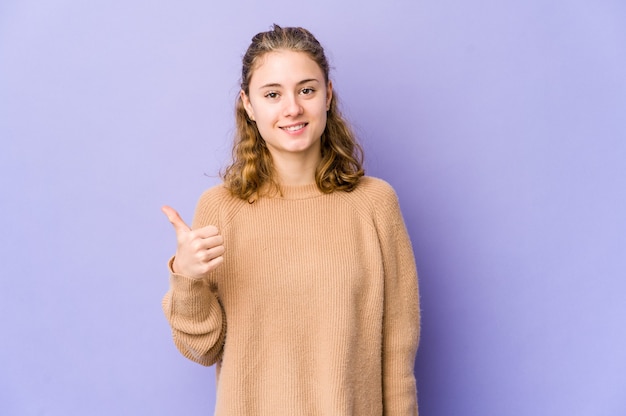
[161,206,225,278]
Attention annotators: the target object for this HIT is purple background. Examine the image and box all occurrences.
[2,1,625,415]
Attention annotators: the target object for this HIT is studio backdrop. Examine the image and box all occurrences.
[1,1,625,415]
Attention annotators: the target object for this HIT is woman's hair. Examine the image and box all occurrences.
[222,24,364,201]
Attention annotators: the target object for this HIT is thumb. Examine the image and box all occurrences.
[161,205,191,234]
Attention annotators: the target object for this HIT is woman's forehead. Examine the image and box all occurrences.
[249,50,325,86]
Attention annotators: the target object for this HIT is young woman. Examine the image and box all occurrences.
[162,25,420,415]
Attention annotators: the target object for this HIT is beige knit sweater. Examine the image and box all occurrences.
[162,176,420,415]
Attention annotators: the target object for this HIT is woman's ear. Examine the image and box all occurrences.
[240,90,255,121]
[326,81,333,111]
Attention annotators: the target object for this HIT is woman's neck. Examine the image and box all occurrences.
[270,150,321,186]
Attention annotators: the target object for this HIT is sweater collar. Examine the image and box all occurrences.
[278,182,324,200]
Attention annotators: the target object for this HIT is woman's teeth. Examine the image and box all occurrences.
[282,123,306,132]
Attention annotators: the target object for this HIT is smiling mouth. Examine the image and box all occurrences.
[280,123,308,132]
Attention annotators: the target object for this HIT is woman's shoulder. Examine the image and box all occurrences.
[197,183,233,204]
[192,183,247,228]
[350,177,409,233]
[335,176,401,223]
[351,176,399,204]
[197,183,250,212]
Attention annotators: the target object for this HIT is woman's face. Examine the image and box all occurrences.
[241,50,332,165]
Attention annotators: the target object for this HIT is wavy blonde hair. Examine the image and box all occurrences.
[222,24,364,201]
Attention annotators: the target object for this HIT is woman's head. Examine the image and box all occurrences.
[240,25,330,95]
[223,24,364,201]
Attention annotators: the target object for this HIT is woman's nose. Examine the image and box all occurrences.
[282,94,303,117]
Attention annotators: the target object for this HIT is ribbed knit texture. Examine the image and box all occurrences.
[162,176,420,415]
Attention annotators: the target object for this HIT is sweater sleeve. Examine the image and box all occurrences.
[161,187,227,367]
[162,267,226,366]
[375,185,421,415]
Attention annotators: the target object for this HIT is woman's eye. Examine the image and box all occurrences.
[301,88,315,95]
[265,92,279,99]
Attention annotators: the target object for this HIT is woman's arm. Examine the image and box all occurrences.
[162,265,226,366]
[376,185,421,415]
[161,189,228,366]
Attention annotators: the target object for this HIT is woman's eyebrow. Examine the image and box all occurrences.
[258,78,320,89]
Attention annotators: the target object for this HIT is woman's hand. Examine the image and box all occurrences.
[161,206,225,278]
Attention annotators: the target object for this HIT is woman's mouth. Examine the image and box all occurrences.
[280,123,308,132]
